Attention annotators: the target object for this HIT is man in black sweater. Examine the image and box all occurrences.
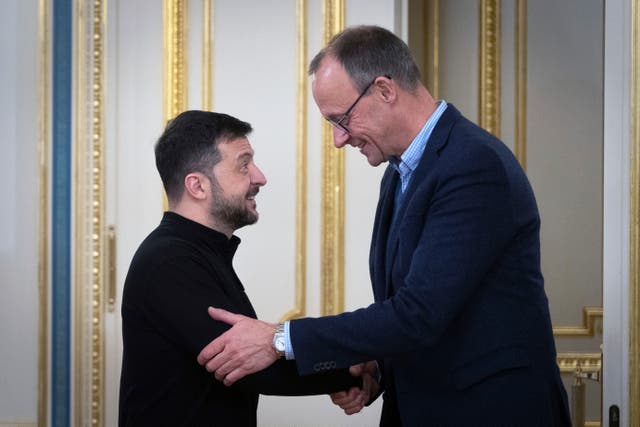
[118,111,362,426]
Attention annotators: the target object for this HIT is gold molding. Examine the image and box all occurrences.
[630,0,640,422]
[74,0,106,425]
[37,0,51,424]
[558,352,601,427]
[163,0,188,122]
[553,306,603,337]
[73,0,86,424]
[320,0,345,316]
[514,0,526,170]
[423,0,439,99]
[202,0,213,110]
[90,0,106,424]
[478,0,501,137]
[281,0,308,321]
[557,353,602,375]
[162,0,188,209]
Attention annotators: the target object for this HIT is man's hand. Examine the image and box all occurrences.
[197,307,280,386]
[329,361,380,415]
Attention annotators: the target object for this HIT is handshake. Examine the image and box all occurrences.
[196,307,381,416]
[329,360,380,415]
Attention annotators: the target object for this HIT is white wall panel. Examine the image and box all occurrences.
[0,0,40,423]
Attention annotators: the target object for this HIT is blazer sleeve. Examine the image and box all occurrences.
[289,139,525,375]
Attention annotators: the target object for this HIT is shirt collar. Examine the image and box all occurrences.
[390,100,448,178]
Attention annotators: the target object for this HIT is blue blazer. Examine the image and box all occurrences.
[290,105,570,426]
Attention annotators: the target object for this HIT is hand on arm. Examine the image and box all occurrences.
[196,307,280,386]
[329,361,380,415]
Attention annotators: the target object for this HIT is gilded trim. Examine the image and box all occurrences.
[90,1,106,424]
[162,0,188,209]
[37,0,51,424]
[553,306,603,337]
[557,353,602,375]
[423,0,439,99]
[478,0,501,137]
[514,0,526,170]
[320,0,345,316]
[202,0,213,110]
[73,0,87,423]
[73,0,106,425]
[163,0,188,122]
[281,0,308,321]
[630,0,640,422]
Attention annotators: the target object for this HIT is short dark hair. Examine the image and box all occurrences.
[308,25,422,92]
[154,110,252,201]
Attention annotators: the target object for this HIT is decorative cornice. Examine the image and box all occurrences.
[557,352,602,375]
[320,0,345,316]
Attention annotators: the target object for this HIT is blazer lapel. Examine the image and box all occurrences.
[383,103,462,297]
[371,166,398,302]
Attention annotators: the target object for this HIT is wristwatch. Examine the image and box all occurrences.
[272,323,286,357]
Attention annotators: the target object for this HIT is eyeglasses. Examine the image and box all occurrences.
[328,74,391,134]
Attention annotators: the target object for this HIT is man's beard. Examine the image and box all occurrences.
[208,176,259,232]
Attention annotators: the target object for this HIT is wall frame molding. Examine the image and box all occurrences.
[163,0,188,123]
[281,0,309,321]
[630,0,640,421]
[73,0,107,425]
[320,0,345,316]
[478,0,501,137]
[37,0,51,424]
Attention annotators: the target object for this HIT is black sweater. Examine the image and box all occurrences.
[119,212,357,426]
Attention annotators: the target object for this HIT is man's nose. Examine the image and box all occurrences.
[332,125,349,148]
[251,165,267,186]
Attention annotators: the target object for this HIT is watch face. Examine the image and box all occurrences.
[275,336,286,352]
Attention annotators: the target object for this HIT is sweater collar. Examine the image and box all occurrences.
[161,211,241,259]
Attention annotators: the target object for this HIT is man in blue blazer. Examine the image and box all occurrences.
[197,25,571,426]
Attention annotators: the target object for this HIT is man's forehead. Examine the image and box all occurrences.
[220,137,253,156]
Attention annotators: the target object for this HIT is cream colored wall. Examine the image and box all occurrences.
[0,0,40,424]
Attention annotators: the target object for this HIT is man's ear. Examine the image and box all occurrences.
[376,76,396,103]
[184,172,208,200]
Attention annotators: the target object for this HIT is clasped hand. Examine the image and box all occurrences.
[329,361,380,415]
[196,306,380,414]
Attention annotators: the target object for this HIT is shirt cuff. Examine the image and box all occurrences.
[283,321,295,360]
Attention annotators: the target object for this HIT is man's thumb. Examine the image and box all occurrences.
[207,306,241,325]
